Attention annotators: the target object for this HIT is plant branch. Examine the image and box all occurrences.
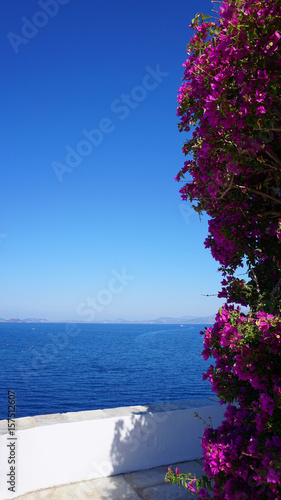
[260,211,281,218]
[271,278,281,297]
[251,269,261,298]
[237,186,281,205]
[254,128,281,132]
[265,150,281,167]
[201,294,218,296]
[218,175,234,200]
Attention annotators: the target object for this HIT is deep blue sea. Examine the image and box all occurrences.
[0,323,212,420]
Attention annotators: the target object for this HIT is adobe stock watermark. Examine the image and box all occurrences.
[51,64,169,183]
[0,233,8,244]
[178,202,197,225]
[18,322,81,387]
[77,268,135,322]
[17,268,134,386]
[7,0,71,55]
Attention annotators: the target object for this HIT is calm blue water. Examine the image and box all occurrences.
[0,323,212,420]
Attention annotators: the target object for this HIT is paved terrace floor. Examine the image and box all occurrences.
[15,459,204,499]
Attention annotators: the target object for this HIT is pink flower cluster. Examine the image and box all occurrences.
[173,0,281,498]
[176,0,281,302]
[199,305,281,498]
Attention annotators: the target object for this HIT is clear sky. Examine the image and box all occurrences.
[0,0,224,322]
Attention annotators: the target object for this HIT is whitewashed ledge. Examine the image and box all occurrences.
[0,398,226,499]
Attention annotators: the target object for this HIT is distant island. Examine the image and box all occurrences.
[99,315,216,324]
[0,317,49,323]
[0,315,215,324]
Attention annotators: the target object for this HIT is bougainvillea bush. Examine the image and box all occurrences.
[166,0,281,498]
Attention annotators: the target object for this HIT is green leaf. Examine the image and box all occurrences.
[191,13,200,24]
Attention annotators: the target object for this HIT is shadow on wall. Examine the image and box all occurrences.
[110,400,219,472]
[110,410,166,473]
[104,405,177,499]
[110,401,209,471]
[76,405,168,500]
[105,402,209,498]
[73,400,222,500]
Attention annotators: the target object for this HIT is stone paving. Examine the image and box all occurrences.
[15,459,204,499]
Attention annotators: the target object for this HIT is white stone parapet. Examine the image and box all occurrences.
[0,398,226,499]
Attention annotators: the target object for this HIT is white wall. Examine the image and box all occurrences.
[0,398,226,499]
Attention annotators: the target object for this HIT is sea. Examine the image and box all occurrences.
[0,323,213,421]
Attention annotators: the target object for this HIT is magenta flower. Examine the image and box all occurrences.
[174,1,281,498]
[260,393,275,416]
[267,468,281,484]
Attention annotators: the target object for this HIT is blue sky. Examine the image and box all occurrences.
[0,0,224,322]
